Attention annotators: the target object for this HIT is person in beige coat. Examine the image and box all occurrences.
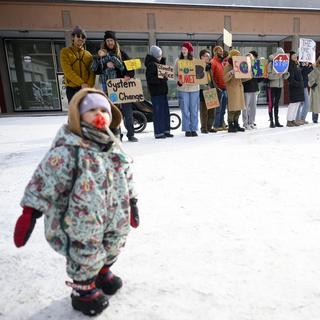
[308,56,320,123]
[224,49,246,132]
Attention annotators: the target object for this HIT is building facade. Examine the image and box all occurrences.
[0,0,320,113]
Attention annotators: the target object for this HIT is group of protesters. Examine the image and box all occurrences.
[60,26,320,140]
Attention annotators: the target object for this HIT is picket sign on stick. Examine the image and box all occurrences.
[299,38,316,63]
[203,88,220,109]
[232,56,252,79]
[123,59,142,71]
[157,64,174,80]
[178,59,208,85]
[107,78,144,104]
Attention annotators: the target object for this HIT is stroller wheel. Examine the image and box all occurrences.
[170,113,181,130]
[133,110,147,133]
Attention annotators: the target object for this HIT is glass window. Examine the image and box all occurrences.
[5,39,60,111]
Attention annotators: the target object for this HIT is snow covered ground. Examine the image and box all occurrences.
[1,107,320,320]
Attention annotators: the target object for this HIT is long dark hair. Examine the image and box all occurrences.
[102,40,122,60]
[179,52,193,60]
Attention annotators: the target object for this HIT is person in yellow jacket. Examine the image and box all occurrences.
[60,26,95,102]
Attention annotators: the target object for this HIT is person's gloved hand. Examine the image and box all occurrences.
[14,207,42,248]
[129,198,139,228]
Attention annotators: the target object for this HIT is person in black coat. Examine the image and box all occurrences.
[102,31,138,142]
[145,45,173,139]
[286,51,305,127]
[295,62,313,123]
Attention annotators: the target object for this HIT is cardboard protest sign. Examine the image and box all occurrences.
[252,58,268,78]
[273,53,289,74]
[124,59,142,71]
[299,38,316,63]
[107,78,144,104]
[178,59,207,85]
[157,64,174,80]
[232,56,252,79]
[203,88,220,109]
[223,28,232,48]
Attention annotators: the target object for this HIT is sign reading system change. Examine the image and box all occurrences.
[107,78,144,104]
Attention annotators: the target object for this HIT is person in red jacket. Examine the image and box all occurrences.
[210,46,227,130]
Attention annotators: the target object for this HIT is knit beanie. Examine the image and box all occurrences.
[104,31,117,41]
[229,49,241,58]
[182,42,194,53]
[79,93,112,121]
[68,88,122,136]
[150,45,162,59]
[71,26,87,39]
[276,47,285,54]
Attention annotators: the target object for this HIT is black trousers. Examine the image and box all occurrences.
[66,86,81,103]
[121,103,135,138]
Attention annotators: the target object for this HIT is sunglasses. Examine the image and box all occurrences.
[75,34,86,40]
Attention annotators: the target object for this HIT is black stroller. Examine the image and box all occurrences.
[131,100,181,133]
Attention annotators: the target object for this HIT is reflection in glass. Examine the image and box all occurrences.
[6,40,60,111]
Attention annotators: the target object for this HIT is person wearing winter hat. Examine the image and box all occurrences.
[60,26,95,102]
[286,51,304,127]
[223,49,246,132]
[199,49,218,133]
[267,47,289,128]
[174,41,200,137]
[210,46,228,131]
[145,45,173,139]
[101,30,138,142]
[13,87,139,316]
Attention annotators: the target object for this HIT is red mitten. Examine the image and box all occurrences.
[129,198,139,228]
[14,207,42,247]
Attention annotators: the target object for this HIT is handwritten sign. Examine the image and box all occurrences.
[107,78,144,103]
[299,38,316,63]
[178,59,207,85]
[203,88,220,109]
[233,56,252,79]
[223,28,232,48]
[157,64,174,80]
[252,59,268,78]
[124,59,142,71]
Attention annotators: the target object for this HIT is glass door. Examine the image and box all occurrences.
[5,39,60,111]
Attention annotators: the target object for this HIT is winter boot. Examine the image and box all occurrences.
[269,112,275,128]
[67,279,109,316]
[234,120,245,132]
[275,117,283,127]
[96,265,123,295]
[274,107,283,127]
[228,121,237,133]
[287,121,295,127]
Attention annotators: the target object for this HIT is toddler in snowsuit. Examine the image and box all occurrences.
[13,88,139,316]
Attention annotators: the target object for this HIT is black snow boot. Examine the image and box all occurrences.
[68,279,109,316]
[274,108,283,127]
[234,120,245,132]
[228,121,237,133]
[96,265,123,295]
[269,112,275,128]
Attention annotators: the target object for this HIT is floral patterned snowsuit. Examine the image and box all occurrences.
[21,125,136,281]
